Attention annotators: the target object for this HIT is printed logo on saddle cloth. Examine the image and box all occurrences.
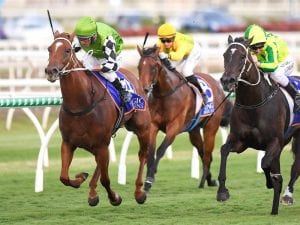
[289,77,300,125]
[182,77,214,132]
[198,77,214,115]
[92,71,146,113]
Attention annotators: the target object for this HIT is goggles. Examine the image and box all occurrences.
[77,35,93,42]
[160,38,174,43]
[250,43,265,51]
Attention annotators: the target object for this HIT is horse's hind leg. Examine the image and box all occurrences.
[60,141,88,188]
[189,128,217,188]
[97,146,122,206]
[281,137,300,205]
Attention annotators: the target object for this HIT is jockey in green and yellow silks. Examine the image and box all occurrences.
[156,23,205,96]
[244,24,300,112]
[74,16,130,106]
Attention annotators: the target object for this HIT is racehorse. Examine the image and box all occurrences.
[137,45,232,192]
[45,31,154,206]
[218,35,300,215]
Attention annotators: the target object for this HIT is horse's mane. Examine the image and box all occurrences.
[234,36,245,43]
[142,45,158,56]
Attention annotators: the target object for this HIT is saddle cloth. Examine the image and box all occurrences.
[92,71,146,114]
[183,77,214,132]
[287,76,300,126]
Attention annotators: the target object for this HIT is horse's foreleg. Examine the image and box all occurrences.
[270,161,283,215]
[98,146,122,206]
[145,127,158,192]
[134,131,152,204]
[216,137,245,202]
[60,141,88,188]
[87,162,101,207]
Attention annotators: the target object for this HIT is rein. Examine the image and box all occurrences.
[52,37,88,79]
[52,36,106,116]
[142,54,188,99]
[226,41,278,109]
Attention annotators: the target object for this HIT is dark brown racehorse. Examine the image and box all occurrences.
[137,45,232,192]
[45,31,154,206]
[218,35,300,215]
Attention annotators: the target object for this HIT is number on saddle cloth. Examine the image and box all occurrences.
[92,71,146,112]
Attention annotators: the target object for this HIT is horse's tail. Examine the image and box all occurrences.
[220,99,233,127]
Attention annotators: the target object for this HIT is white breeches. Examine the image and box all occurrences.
[270,55,295,87]
[171,42,202,77]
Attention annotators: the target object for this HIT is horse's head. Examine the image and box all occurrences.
[137,45,162,95]
[45,31,77,82]
[220,35,255,92]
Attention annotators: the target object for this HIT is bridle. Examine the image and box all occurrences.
[49,37,88,80]
[226,42,279,109]
[140,53,186,99]
[226,42,261,86]
[49,36,106,116]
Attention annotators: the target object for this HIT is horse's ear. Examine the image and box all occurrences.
[154,44,160,55]
[54,30,60,38]
[228,35,233,44]
[69,32,75,42]
[137,45,142,56]
[244,37,253,48]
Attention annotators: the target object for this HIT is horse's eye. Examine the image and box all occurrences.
[66,48,71,54]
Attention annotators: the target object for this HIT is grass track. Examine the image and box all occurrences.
[1,111,300,225]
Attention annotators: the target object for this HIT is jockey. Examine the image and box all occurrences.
[244,24,300,112]
[156,23,205,98]
[74,16,131,106]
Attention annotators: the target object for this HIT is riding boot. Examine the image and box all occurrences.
[112,78,132,106]
[285,82,300,112]
[186,75,206,103]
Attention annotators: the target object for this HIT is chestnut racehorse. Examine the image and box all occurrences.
[137,45,232,193]
[45,31,154,206]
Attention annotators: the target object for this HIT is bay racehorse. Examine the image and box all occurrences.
[218,35,300,215]
[137,45,232,192]
[45,31,154,206]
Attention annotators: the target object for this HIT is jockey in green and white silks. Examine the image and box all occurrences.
[73,16,130,105]
[244,24,300,112]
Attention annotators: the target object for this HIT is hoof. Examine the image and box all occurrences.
[208,179,218,187]
[216,190,230,202]
[110,194,122,206]
[135,192,147,204]
[281,195,295,206]
[75,172,89,181]
[144,181,152,193]
[88,196,99,207]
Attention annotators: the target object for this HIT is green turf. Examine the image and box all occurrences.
[1,111,300,225]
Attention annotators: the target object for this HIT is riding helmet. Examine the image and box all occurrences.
[244,24,266,46]
[157,23,176,38]
[75,16,97,38]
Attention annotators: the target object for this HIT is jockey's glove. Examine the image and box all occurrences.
[159,52,169,59]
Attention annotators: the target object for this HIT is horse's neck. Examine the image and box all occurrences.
[156,69,180,92]
[60,71,94,108]
[236,70,271,105]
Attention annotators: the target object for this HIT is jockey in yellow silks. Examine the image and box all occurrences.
[156,23,205,97]
[244,24,300,112]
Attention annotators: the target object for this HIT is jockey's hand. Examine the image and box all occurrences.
[92,65,102,71]
[159,52,169,59]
